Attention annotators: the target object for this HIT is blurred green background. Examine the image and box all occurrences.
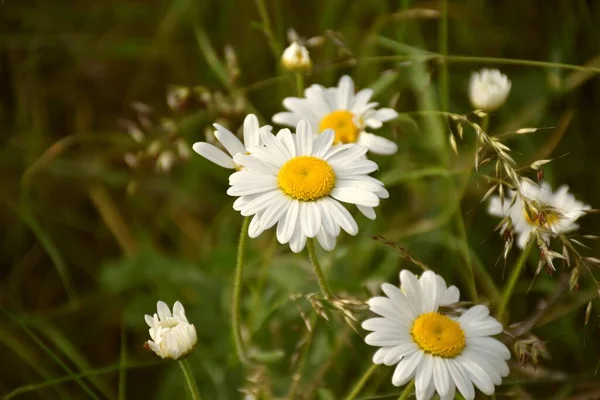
[1,0,600,399]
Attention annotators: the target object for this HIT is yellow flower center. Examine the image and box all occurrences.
[278,156,336,201]
[319,110,360,144]
[523,205,561,228]
[411,312,466,358]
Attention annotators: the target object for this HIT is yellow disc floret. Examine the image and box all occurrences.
[523,204,561,228]
[411,312,466,358]
[319,110,360,144]
[278,156,336,201]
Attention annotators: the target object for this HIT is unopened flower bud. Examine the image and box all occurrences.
[144,301,197,360]
[469,68,511,111]
[281,42,312,72]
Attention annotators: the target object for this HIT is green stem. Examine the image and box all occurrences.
[295,73,304,97]
[254,0,281,60]
[232,216,251,364]
[454,211,478,302]
[178,359,202,400]
[398,379,415,400]
[343,364,379,400]
[439,0,449,112]
[306,238,334,299]
[496,239,534,321]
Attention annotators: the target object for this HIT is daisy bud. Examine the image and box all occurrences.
[144,301,197,360]
[469,68,511,111]
[281,42,312,72]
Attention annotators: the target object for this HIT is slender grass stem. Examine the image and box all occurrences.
[496,239,534,321]
[343,364,379,400]
[232,216,251,364]
[398,379,415,400]
[254,0,281,60]
[178,359,202,400]
[306,238,333,299]
[295,73,304,97]
[439,0,449,112]
[287,316,318,398]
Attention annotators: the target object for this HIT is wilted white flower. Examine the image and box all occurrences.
[228,120,388,252]
[363,270,510,400]
[469,69,511,111]
[192,114,272,170]
[144,301,197,360]
[273,75,398,155]
[488,180,591,248]
[281,42,312,72]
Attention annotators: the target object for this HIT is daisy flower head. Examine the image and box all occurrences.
[488,180,591,249]
[363,270,510,400]
[144,301,197,360]
[272,75,398,155]
[227,119,389,252]
[469,68,511,112]
[192,114,272,169]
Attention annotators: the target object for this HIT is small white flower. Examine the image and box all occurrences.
[273,75,398,155]
[363,270,511,400]
[281,42,312,72]
[228,120,388,252]
[469,69,511,111]
[144,301,197,360]
[192,114,272,169]
[488,180,591,248]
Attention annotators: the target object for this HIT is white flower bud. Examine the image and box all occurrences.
[144,301,197,360]
[469,68,511,111]
[281,42,312,72]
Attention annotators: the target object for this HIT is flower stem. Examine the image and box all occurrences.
[496,238,534,321]
[306,238,333,299]
[254,0,281,60]
[178,359,202,400]
[294,73,304,97]
[397,379,415,400]
[232,216,250,364]
[343,364,379,400]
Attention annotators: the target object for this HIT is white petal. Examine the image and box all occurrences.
[457,353,497,395]
[333,160,379,176]
[373,347,393,364]
[433,356,452,398]
[392,351,423,387]
[213,123,246,156]
[234,154,279,175]
[400,270,424,315]
[324,197,358,235]
[261,125,292,160]
[240,190,281,216]
[440,286,460,305]
[357,205,376,220]
[156,301,171,321]
[295,119,313,155]
[463,317,504,337]
[468,337,511,360]
[445,359,475,400]
[276,128,296,157]
[415,354,434,400]
[365,331,411,347]
[367,296,406,324]
[326,143,369,165]
[288,220,307,253]
[375,108,398,122]
[312,129,335,158]
[276,200,300,244]
[357,132,398,155]
[300,201,321,238]
[383,342,418,366]
[459,305,490,325]
[273,111,302,127]
[192,142,235,169]
[248,212,265,238]
[381,283,418,320]
[260,196,291,231]
[243,114,261,148]
[283,97,320,121]
[419,271,443,312]
[336,75,354,110]
[318,200,340,236]
[144,315,155,328]
[173,301,185,319]
[316,228,336,251]
[351,88,373,114]
[330,187,380,207]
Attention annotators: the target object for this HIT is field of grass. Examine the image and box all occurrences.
[1,0,600,399]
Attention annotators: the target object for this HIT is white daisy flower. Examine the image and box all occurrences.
[469,68,511,111]
[363,270,511,400]
[144,301,197,360]
[488,180,591,249]
[192,114,272,169]
[272,75,398,155]
[281,42,312,72]
[227,119,388,252]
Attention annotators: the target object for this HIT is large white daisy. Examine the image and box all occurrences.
[488,180,591,248]
[192,114,271,169]
[363,270,511,400]
[272,75,398,155]
[227,119,388,252]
